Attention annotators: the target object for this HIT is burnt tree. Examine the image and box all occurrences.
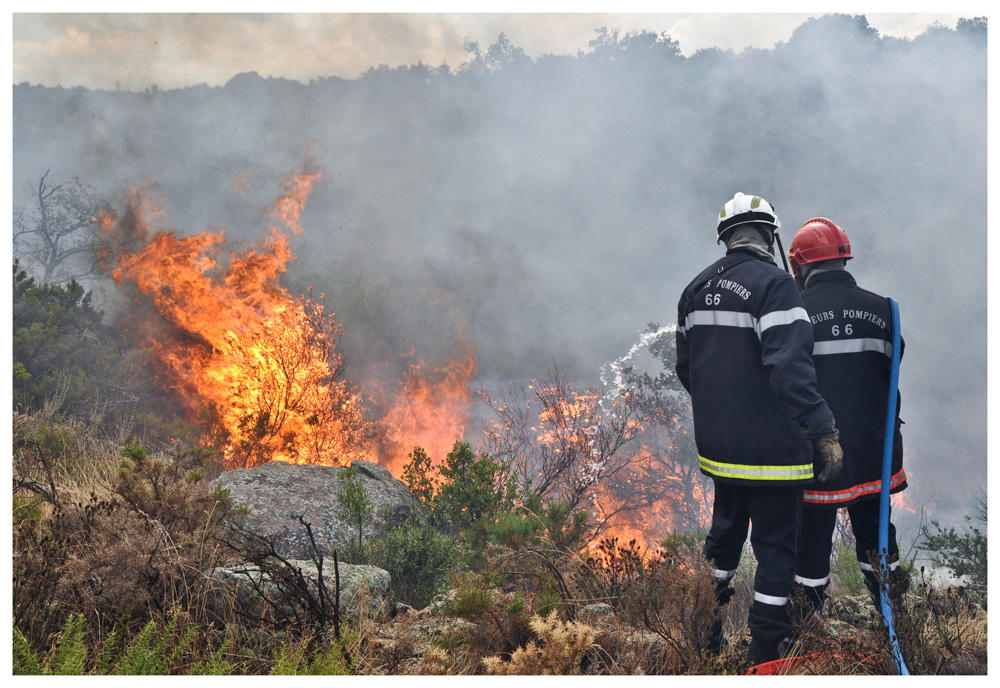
[14,171,110,284]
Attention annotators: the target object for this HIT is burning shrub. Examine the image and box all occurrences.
[480,369,640,516]
[99,172,373,470]
[603,323,713,545]
[576,536,718,673]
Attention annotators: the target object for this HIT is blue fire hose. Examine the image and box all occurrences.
[879,297,909,675]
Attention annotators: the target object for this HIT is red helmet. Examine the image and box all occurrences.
[787,217,853,277]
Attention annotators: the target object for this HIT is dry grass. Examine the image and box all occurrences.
[12,409,988,676]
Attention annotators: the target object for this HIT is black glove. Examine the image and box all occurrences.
[804,427,843,482]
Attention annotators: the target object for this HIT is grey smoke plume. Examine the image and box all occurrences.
[12,15,986,534]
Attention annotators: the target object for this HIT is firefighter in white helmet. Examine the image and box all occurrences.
[675,192,843,664]
[787,217,910,619]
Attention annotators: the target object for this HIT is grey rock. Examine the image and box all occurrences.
[425,590,456,612]
[214,459,414,559]
[579,602,615,620]
[207,559,391,621]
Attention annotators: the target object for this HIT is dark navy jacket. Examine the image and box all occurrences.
[798,270,907,507]
[675,248,835,486]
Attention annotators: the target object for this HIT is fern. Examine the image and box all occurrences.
[271,641,308,675]
[112,610,195,675]
[161,612,196,672]
[96,621,125,675]
[13,623,44,675]
[50,613,88,675]
[114,618,161,674]
[271,637,352,675]
[189,636,238,675]
[13,614,88,675]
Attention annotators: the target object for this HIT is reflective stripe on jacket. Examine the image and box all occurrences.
[676,248,834,486]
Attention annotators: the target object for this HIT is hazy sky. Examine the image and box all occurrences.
[6,4,992,534]
[10,7,973,91]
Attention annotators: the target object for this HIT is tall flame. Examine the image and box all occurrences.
[99,168,479,474]
[103,170,372,468]
[371,341,477,477]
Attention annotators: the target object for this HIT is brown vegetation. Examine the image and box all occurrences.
[11,410,987,675]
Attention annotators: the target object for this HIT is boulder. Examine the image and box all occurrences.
[214,459,414,559]
[208,559,391,621]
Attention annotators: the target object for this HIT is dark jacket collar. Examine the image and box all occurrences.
[805,269,857,289]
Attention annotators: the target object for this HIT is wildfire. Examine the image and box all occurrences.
[371,341,477,477]
[95,166,704,562]
[99,168,479,473]
[101,170,373,469]
[532,384,604,453]
[588,443,712,557]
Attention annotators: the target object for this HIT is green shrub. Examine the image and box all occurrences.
[831,536,866,596]
[486,491,588,553]
[918,494,987,600]
[443,569,507,621]
[335,466,375,547]
[362,517,458,608]
[12,261,178,442]
[429,441,520,530]
[402,446,438,505]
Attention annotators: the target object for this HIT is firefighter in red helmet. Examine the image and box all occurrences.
[676,194,843,664]
[787,217,910,618]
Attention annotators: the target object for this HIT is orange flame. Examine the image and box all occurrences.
[371,341,477,477]
[103,169,372,469]
[589,442,713,558]
[100,168,479,475]
[532,384,604,453]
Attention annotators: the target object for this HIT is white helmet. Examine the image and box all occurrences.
[716,192,781,244]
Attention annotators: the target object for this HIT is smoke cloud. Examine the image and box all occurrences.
[11,14,986,535]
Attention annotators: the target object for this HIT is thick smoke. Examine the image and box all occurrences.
[11,15,987,534]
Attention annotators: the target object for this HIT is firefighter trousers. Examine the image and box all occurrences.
[796,499,904,610]
[703,481,802,645]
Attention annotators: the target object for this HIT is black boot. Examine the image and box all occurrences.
[747,638,781,664]
[705,619,725,655]
[704,578,735,656]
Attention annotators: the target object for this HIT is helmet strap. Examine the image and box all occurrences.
[773,232,791,273]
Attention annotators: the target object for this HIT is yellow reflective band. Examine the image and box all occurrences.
[751,196,762,209]
[699,455,813,481]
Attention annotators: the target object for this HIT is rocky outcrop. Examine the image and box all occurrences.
[214,459,414,559]
[208,559,391,621]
